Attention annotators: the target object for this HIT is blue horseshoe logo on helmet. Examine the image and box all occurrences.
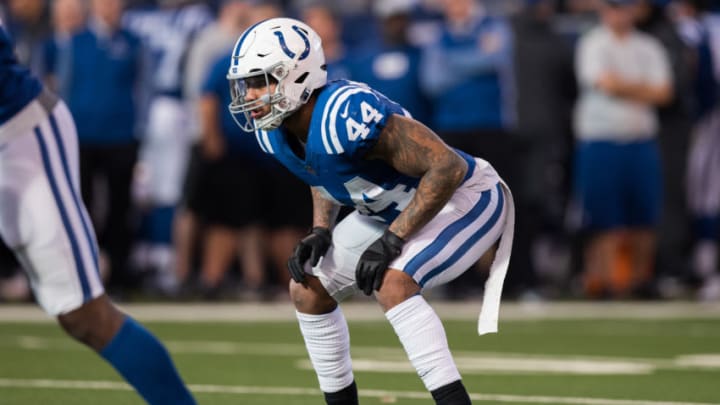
[274,25,310,60]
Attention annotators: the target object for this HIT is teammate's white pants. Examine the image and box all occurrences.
[0,94,103,315]
[135,96,192,206]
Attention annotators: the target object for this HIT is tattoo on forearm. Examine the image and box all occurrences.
[370,115,468,240]
[311,187,340,229]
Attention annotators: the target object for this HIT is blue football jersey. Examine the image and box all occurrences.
[123,4,212,98]
[0,23,42,125]
[256,80,476,223]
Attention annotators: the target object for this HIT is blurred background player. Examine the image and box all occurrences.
[181,0,268,299]
[193,51,268,299]
[122,0,212,293]
[347,0,433,122]
[174,0,254,296]
[635,0,696,292]
[300,2,352,80]
[0,20,196,405]
[44,0,86,96]
[676,0,720,300]
[509,0,576,297]
[419,0,515,173]
[419,0,518,297]
[44,0,145,293]
[573,0,672,298]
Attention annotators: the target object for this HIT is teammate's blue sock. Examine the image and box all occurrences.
[100,317,196,405]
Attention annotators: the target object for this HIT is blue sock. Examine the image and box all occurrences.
[100,317,196,405]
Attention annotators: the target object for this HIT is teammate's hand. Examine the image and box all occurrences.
[287,227,332,283]
[355,230,405,296]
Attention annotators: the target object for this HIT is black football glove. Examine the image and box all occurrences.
[355,230,405,296]
[287,227,332,283]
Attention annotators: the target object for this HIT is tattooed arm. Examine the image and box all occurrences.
[310,186,341,230]
[366,114,468,240]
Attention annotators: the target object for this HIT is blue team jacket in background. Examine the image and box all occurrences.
[46,24,142,145]
[348,43,432,125]
[420,14,514,132]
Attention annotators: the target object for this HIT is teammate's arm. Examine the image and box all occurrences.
[366,114,468,240]
[596,72,672,106]
[311,187,341,230]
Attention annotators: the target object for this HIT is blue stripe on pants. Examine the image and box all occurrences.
[419,183,504,287]
[404,185,493,277]
[35,128,91,301]
[47,113,99,270]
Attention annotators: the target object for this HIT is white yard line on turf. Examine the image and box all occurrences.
[0,301,719,322]
[0,378,716,405]
[7,335,720,375]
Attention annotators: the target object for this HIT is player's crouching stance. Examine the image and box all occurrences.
[227,18,514,405]
[0,24,196,404]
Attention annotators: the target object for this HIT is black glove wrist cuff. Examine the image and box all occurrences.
[382,230,405,251]
[311,226,331,242]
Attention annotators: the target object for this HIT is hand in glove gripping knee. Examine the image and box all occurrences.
[287,227,332,283]
[355,230,405,295]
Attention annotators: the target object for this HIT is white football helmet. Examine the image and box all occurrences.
[227,18,327,132]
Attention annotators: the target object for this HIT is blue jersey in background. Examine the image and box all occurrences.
[123,4,212,99]
[45,25,143,145]
[349,44,431,124]
[420,14,514,132]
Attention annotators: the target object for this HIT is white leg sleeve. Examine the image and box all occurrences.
[386,295,462,391]
[296,307,354,393]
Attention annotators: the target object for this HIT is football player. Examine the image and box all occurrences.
[227,18,514,405]
[0,22,196,405]
[122,0,212,287]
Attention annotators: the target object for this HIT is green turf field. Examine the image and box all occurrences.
[0,302,719,405]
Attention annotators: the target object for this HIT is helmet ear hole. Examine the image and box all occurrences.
[294,72,309,84]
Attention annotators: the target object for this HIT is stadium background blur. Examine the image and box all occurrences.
[1,0,719,305]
